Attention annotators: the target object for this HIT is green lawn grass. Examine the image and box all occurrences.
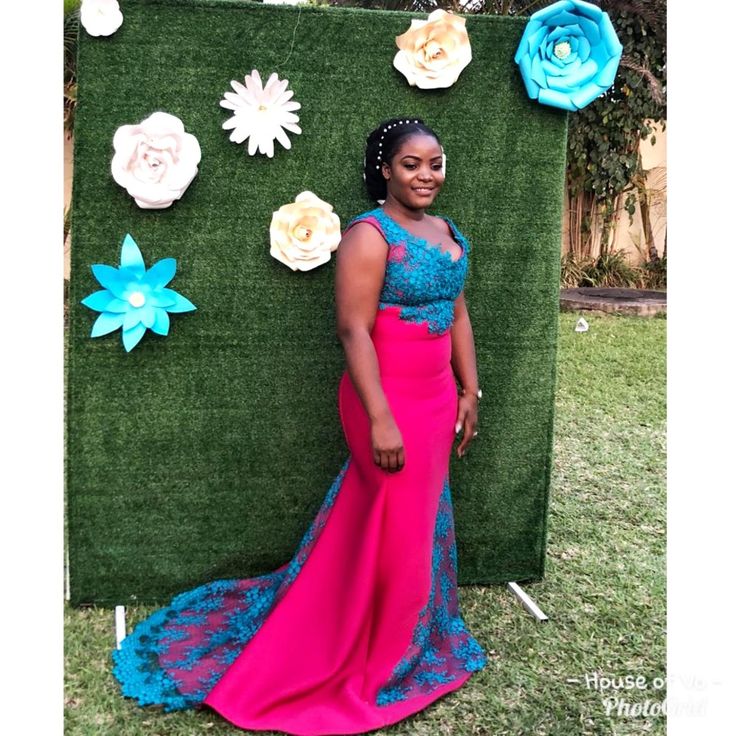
[65,311,666,735]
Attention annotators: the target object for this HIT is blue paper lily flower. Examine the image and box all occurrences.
[514,0,623,112]
[81,233,196,352]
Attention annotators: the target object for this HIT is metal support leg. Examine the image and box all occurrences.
[506,581,549,622]
[115,605,127,649]
[64,546,70,602]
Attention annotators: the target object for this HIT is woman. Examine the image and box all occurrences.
[112,118,486,735]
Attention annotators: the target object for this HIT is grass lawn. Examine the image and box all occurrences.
[65,311,666,735]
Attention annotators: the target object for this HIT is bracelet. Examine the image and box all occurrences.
[460,387,482,400]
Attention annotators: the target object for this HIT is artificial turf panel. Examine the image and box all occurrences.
[67,0,567,604]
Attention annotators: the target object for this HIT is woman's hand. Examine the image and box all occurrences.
[371,414,405,472]
[454,394,478,458]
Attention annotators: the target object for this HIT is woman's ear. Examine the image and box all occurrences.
[381,161,391,181]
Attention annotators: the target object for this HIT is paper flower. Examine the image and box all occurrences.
[111,112,201,209]
[220,70,302,158]
[80,0,123,37]
[393,9,472,90]
[81,233,196,352]
[270,192,341,272]
[514,0,623,111]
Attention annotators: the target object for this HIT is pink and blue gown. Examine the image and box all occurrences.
[112,207,487,735]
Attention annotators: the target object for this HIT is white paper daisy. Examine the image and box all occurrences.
[220,70,302,158]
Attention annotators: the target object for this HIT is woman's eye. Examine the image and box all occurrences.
[404,164,417,170]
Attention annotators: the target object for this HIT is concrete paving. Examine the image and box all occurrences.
[560,287,666,316]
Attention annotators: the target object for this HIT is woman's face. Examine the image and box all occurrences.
[382,133,445,209]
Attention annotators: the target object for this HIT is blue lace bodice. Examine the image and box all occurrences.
[344,208,471,335]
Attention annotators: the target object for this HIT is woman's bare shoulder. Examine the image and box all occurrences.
[340,219,388,250]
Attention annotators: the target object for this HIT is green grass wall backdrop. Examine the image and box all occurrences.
[67,0,567,605]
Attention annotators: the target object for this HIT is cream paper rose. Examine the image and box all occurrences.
[270,192,341,272]
[80,0,124,37]
[111,112,202,210]
[393,9,472,90]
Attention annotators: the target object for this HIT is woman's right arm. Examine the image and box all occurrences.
[335,222,405,472]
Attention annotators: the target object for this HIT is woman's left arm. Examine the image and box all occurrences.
[450,292,480,458]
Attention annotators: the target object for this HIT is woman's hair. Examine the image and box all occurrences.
[363,117,442,201]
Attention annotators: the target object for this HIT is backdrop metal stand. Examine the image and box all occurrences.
[507,582,549,622]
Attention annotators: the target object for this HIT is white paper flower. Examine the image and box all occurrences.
[220,70,302,158]
[270,192,341,272]
[111,112,202,210]
[80,0,124,37]
[393,9,472,90]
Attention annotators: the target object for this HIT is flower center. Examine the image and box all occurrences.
[258,104,268,112]
[426,41,444,60]
[554,41,571,60]
[295,226,312,242]
[128,291,146,308]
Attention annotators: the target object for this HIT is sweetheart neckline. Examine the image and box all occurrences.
[374,208,466,264]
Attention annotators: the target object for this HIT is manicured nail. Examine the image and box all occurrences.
[455,423,461,433]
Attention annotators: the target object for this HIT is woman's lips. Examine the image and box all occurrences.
[412,187,435,195]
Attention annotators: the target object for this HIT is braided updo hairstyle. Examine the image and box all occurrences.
[363,117,442,202]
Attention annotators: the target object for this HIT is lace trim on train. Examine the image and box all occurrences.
[111,457,352,711]
[375,476,487,706]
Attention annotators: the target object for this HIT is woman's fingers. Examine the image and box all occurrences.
[377,448,404,472]
[457,416,478,458]
[371,418,404,472]
[455,406,468,456]
[388,448,403,472]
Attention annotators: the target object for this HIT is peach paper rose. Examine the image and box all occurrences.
[111,112,202,210]
[393,9,472,90]
[270,192,341,272]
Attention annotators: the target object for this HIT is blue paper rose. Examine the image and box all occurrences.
[81,233,196,352]
[514,0,623,111]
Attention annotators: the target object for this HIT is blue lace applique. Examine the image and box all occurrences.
[112,456,352,712]
[346,208,470,336]
[375,476,487,706]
